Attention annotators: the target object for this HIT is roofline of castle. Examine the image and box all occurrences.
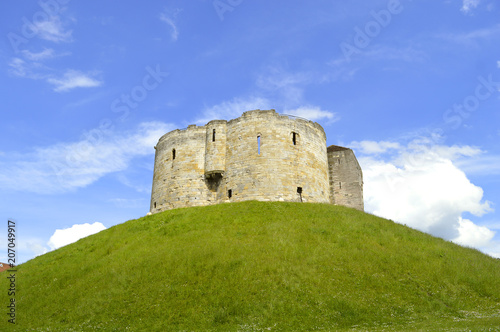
[157,109,326,144]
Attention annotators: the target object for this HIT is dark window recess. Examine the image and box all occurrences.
[257,136,261,155]
[339,182,342,189]
[228,189,232,198]
[297,187,303,194]
[154,202,157,208]
[172,149,176,160]
[292,132,297,145]
[212,129,216,142]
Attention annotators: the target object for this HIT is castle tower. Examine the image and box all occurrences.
[150,110,363,213]
[327,145,364,211]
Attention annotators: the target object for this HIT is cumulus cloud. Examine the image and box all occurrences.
[454,218,495,247]
[355,137,498,256]
[48,222,106,250]
[47,70,103,92]
[284,106,339,124]
[0,121,174,194]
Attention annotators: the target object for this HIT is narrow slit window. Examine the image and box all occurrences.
[154,202,157,208]
[292,132,297,145]
[339,182,342,189]
[257,135,261,155]
[212,129,216,142]
[172,149,176,160]
[297,187,302,194]
[228,189,232,199]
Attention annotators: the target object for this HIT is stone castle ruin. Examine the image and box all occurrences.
[150,109,363,213]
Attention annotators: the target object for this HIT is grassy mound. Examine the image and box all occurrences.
[2,201,499,331]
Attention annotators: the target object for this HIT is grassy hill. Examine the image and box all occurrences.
[2,201,500,331]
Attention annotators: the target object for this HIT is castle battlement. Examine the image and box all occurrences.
[150,109,363,212]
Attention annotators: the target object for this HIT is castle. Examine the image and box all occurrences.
[150,109,363,213]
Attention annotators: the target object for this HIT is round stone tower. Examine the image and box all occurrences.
[150,109,362,213]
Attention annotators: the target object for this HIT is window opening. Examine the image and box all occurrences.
[339,182,342,189]
[257,135,261,155]
[292,132,297,145]
[154,202,156,208]
[228,189,232,199]
[212,129,216,142]
[172,149,176,160]
[297,187,303,202]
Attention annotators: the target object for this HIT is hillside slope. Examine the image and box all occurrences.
[2,201,499,331]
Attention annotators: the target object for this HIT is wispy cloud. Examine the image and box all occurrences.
[8,58,29,77]
[438,24,500,44]
[34,15,73,43]
[47,70,103,92]
[461,0,481,13]
[0,122,174,194]
[196,96,273,124]
[159,9,181,41]
[284,106,339,124]
[21,48,55,61]
[327,44,426,81]
[350,140,402,155]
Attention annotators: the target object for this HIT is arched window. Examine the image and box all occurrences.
[257,135,261,155]
[292,132,297,145]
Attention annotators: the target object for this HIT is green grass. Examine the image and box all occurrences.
[2,201,500,331]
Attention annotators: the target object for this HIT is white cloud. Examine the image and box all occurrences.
[48,222,106,250]
[8,58,29,77]
[47,70,103,92]
[0,237,49,263]
[34,15,73,42]
[461,0,480,13]
[497,60,500,68]
[160,9,181,41]
[438,24,500,44]
[284,106,340,124]
[351,140,401,154]
[0,121,174,194]
[256,67,311,105]
[355,138,498,256]
[196,96,273,124]
[454,218,495,247]
[21,48,55,61]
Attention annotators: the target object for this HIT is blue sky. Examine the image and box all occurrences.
[1,0,499,263]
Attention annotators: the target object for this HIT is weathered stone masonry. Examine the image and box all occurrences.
[150,109,363,213]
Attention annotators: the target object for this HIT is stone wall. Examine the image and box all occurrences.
[327,145,364,211]
[224,110,330,204]
[150,110,363,213]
